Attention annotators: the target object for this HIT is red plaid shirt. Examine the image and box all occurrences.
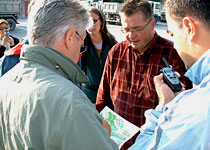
[96,32,192,150]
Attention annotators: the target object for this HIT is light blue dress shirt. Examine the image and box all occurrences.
[129,49,210,150]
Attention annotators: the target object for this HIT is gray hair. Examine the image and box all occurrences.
[27,0,92,46]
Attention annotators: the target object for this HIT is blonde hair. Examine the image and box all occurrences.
[0,19,9,27]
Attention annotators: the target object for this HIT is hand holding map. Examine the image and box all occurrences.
[100,106,140,149]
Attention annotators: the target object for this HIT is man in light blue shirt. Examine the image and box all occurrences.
[129,0,210,149]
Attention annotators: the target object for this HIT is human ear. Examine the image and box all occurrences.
[64,28,75,50]
[183,17,196,42]
[151,19,156,29]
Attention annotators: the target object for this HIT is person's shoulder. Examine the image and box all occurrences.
[33,70,90,103]
[1,54,20,69]
[111,40,129,52]
[107,40,129,57]
[41,76,94,112]
[10,35,19,41]
[29,73,96,124]
[156,34,174,48]
[115,40,128,46]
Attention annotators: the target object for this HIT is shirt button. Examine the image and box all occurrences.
[55,64,60,69]
[11,75,18,81]
[136,72,138,75]
[133,89,136,92]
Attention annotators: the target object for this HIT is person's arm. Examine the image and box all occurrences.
[128,74,176,150]
[95,49,114,112]
[62,102,119,150]
[128,105,167,150]
[40,87,119,150]
[1,36,14,47]
[0,55,20,77]
[0,36,18,58]
[10,35,20,48]
[0,45,6,58]
[130,80,210,150]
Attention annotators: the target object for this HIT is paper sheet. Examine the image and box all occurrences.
[100,106,140,149]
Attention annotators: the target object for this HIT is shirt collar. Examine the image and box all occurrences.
[185,49,210,85]
[20,45,88,85]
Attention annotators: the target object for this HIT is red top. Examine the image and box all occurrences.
[96,32,192,150]
[5,42,23,56]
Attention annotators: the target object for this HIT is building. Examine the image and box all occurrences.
[20,0,31,17]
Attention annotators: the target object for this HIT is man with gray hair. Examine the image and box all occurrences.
[0,0,118,149]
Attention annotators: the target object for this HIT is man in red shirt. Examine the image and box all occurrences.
[95,0,192,149]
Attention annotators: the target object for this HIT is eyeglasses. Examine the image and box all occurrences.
[76,31,87,54]
[0,27,8,30]
[167,29,174,37]
[93,18,100,24]
[121,18,152,34]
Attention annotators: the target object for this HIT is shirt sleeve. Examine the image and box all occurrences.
[129,90,210,150]
[63,103,119,150]
[10,35,20,48]
[95,47,115,112]
[40,91,119,150]
[0,45,6,58]
[128,105,167,150]
[2,55,20,76]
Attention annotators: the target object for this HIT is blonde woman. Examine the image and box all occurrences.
[0,19,19,58]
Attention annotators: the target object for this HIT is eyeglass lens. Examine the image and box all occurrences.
[76,31,87,54]
[121,18,151,34]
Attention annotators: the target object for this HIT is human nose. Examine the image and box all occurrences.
[127,31,136,40]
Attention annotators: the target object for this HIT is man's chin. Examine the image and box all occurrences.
[131,44,140,49]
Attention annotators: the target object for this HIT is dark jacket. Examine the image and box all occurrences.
[80,33,117,103]
[0,41,23,77]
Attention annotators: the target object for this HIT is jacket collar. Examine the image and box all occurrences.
[20,45,88,85]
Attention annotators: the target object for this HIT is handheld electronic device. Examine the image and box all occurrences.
[159,57,182,92]
[5,29,9,37]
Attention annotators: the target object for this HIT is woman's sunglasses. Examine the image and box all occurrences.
[93,18,100,24]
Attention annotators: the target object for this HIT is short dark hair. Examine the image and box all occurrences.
[120,0,153,21]
[163,0,210,29]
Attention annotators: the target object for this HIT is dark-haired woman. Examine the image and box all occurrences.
[80,7,117,103]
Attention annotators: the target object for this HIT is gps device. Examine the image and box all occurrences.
[159,57,182,92]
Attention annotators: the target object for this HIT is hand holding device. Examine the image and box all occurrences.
[159,57,182,92]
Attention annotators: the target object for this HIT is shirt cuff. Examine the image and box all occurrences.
[155,104,168,112]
